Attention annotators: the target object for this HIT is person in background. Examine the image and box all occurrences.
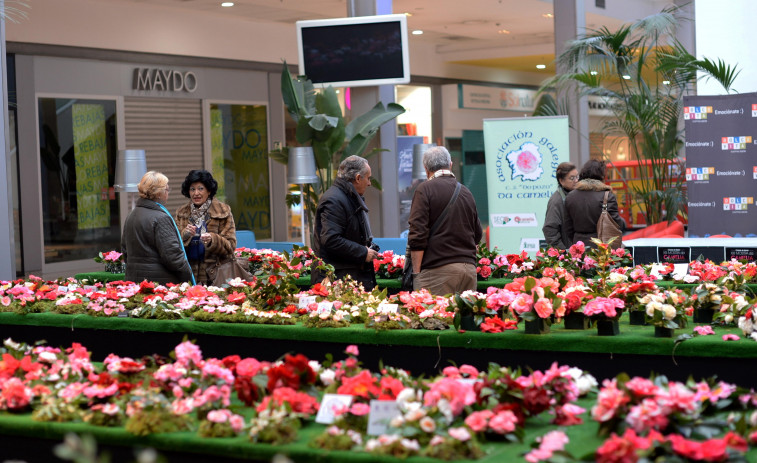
[542,162,578,249]
[564,159,626,248]
[408,146,482,296]
[311,155,379,291]
[175,170,237,285]
[121,171,193,285]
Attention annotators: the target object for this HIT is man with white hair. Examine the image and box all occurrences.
[312,155,379,290]
[408,146,482,296]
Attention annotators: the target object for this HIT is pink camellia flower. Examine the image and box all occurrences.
[533,298,554,318]
[723,334,740,341]
[175,341,204,366]
[569,242,585,258]
[345,345,359,356]
[625,398,669,432]
[229,413,245,432]
[694,326,715,336]
[525,430,569,462]
[624,377,659,397]
[459,364,479,377]
[464,410,493,432]
[547,247,560,257]
[442,366,460,378]
[207,409,230,423]
[236,358,262,378]
[488,410,518,434]
[479,265,492,279]
[592,379,630,422]
[447,427,471,442]
[350,402,371,416]
[509,293,534,314]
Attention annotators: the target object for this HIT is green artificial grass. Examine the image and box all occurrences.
[1,312,754,359]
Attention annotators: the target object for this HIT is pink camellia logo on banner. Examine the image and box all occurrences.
[506,142,543,181]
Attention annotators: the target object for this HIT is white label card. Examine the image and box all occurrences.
[377,303,399,314]
[315,394,353,424]
[298,295,317,309]
[317,301,333,314]
[366,400,401,436]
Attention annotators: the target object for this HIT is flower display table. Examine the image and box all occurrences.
[2,312,756,387]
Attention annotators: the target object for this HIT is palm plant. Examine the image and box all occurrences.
[535,7,739,225]
[268,63,405,239]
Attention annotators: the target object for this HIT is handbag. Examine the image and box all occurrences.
[207,256,255,286]
[402,183,462,291]
[597,190,623,249]
[185,220,206,262]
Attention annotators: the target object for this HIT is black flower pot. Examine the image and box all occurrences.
[524,318,550,335]
[628,311,647,326]
[564,312,590,330]
[596,319,619,336]
[460,314,480,331]
[693,308,715,324]
[654,326,675,338]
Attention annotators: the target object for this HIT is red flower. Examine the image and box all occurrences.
[234,376,259,406]
[139,280,155,293]
[283,304,297,314]
[226,291,247,305]
[266,298,275,306]
[337,370,381,399]
[268,275,278,285]
[266,354,315,391]
[309,283,329,297]
[480,315,517,333]
[377,375,405,400]
[0,353,20,379]
[1,377,31,410]
[595,431,639,463]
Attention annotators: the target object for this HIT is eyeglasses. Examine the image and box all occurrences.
[568,175,579,181]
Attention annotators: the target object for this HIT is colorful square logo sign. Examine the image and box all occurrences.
[754,166,757,179]
[723,197,754,210]
[753,104,757,117]
[684,106,713,120]
[721,136,752,150]
[686,167,714,181]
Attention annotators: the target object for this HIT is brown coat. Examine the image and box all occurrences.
[563,179,625,248]
[176,199,237,284]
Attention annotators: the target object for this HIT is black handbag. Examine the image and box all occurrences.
[185,235,205,262]
[402,183,462,291]
[185,220,206,262]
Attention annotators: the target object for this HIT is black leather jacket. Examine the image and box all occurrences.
[121,198,194,285]
[312,177,374,281]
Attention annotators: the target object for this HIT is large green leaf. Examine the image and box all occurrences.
[345,102,405,141]
[308,114,340,132]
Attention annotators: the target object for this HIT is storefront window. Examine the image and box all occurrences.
[209,104,271,239]
[38,98,120,264]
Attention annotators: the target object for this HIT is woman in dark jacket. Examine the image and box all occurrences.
[121,171,194,285]
[542,162,578,249]
[175,170,237,285]
[564,160,625,248]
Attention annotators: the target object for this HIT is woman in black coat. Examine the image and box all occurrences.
[121,171,194,285]
[563,160,625,248]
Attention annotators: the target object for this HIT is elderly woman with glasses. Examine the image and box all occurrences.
[175,169,237,285]
[121,171,194,285]
[542,162,579,250]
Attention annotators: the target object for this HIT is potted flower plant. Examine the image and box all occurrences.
[94,250,125,273]
[581,296,625,336]
[505,277,563,335]
[640,289,691,337]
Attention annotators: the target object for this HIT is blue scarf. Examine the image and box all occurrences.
[156,202,196,285]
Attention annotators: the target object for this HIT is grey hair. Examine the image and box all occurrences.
[423,146,452,173]
[337,155,369,181]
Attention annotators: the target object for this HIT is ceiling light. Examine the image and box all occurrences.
[497,29,510,34]
[590,71,598,75]
[221,2,234,6]
[622,75,631,80]
[542,13,553,18]
[536,64,546,69]
[412,30,423,35]
[662,80,671,85]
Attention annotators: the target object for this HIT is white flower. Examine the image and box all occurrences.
[319,369,336,386]
[661,304,676,320]
[400,438,421,451]
[725,314,734,324]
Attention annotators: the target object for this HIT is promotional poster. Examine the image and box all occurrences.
[684,92,757,237]
[483,116,569,254]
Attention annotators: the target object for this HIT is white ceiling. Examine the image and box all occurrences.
[96,0,673,72]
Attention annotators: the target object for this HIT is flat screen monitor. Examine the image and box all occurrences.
[296,14,410,88]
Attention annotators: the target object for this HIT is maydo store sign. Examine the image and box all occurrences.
[133,68,198,93]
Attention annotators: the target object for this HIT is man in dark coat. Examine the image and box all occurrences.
[311,155,379,290]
